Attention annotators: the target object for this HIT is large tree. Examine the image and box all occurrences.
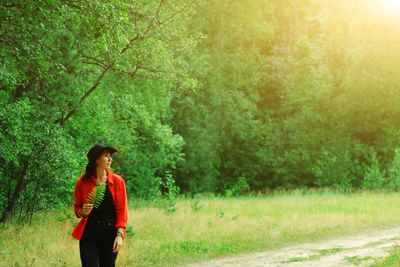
[0,0,196,222]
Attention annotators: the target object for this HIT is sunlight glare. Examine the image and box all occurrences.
[379,0,400,15]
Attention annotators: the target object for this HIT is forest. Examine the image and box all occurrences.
[2,0,400,223]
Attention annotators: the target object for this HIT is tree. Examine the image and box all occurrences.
[0,0,197,222]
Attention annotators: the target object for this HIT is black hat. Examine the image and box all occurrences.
[87,144,117,163]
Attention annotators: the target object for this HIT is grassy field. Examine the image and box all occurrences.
[2,191,400,266]
[371,246,400,266]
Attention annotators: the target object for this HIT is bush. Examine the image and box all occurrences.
[225,177,250,197]
[362,150,386,189]
[385,148,400,190]
[312,148,355,189]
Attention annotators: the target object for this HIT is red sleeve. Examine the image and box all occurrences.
[115,177,128,231]
[73,178,83,218]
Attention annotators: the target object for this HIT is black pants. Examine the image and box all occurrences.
[79,218,118,267]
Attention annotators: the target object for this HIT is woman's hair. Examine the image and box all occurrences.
[80,144,117,181]
[80,161,97,181]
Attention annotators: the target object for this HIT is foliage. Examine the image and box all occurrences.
[190,196,204,213]
[0,0,196,222]
[225,177,250,198]
[95,76,186,199]
[386,149,400,190]
[312,147,356,189]
[362,150,386,189]
[162,172,181,213]
[4,0,400,223]
[86,184,106,209]
[172,0,400,193]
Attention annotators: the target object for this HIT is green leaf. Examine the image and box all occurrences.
[86,183,106,208]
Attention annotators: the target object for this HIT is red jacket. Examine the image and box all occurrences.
[72,169,128,240]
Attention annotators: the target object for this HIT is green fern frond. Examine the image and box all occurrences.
[87,188,96,204]
[93,183,106,208]
[86,183,106,209]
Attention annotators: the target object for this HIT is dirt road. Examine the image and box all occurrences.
[186,227,400,266]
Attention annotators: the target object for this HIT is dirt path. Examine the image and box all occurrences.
[185,227,400,267]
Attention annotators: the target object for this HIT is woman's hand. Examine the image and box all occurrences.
[79,204,93,217]
[113,235,123,252]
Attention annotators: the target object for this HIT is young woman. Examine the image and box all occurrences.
[72,144,128,267]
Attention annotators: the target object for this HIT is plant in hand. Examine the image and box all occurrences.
[86,184,106,208]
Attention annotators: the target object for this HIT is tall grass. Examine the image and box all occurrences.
[2,191,400,266]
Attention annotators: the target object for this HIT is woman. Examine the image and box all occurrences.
[72,144,128,267]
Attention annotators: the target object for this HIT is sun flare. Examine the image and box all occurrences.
[379,0,400,14]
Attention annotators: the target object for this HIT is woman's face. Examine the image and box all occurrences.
[96,151,112,170]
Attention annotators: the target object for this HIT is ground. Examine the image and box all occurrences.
[185,227,400,266]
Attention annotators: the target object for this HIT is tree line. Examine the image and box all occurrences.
[2,0,400,222]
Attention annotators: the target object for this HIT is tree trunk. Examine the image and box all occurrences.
[0,162,29,222]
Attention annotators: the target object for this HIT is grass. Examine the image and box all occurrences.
[370,246,400,266]
[345,256,373,266]
[318,247,348,255]
[281,247,350,263]
[3,191,400,266]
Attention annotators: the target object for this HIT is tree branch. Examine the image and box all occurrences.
[55,63,114,127]
[119,0,164,55]
[81,55,108,69]
[56,0,194,127]
[2,3,26,8]
[61,0,81,9]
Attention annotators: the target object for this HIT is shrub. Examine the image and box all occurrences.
[225,177,250,197]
